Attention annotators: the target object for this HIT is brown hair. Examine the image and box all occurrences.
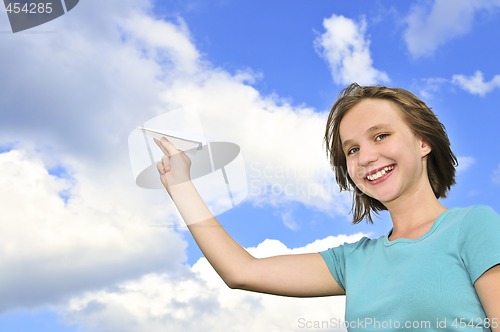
[324,83,458,224]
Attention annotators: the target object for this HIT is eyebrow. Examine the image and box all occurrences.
[341,124,392,149]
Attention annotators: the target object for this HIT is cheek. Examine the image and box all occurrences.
[394,139,421,167]
[346,160,369,193]
[346,159,362,181]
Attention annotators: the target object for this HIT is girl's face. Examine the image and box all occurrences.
[339,98,432,206]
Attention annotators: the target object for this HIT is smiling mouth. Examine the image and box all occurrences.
[365,165,395,181]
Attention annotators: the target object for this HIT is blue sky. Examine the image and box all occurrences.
[1,0,500,331]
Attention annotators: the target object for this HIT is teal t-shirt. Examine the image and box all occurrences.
[320,206,500,331]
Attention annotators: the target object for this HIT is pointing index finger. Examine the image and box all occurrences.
[154,137,180,156]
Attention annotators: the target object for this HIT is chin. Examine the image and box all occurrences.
[365,190,399,205]
[354,181,399,204]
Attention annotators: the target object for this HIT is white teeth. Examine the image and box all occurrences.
[366,165,394,181]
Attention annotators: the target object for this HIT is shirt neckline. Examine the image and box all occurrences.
[383,208,455,246]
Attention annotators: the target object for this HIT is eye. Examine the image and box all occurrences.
[375,133,390,141]
[347,146,359,155]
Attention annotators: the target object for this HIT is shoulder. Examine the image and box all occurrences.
[422,206,500,246]
[451,205,500,229]
[452,205,500,282]
[453,205,499,219]
[440,205,499,229]
[321,235,379,258]
[450,205,500,249]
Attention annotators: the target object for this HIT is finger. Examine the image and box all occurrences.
[154,138,170,156]
[161,154,171,172]
[157,161,166,175]
[156,137,181,156]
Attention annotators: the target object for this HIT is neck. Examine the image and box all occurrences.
[385,181,447,237]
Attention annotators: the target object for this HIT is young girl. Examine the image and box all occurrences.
[154,83,500,331]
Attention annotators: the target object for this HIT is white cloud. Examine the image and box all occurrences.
[159,62,351,216]
[417,77,449,100]
[452,71,500,96]
[418,71,500,98]
[277,210,300,231]
[0,4,206,312]
[0,149,187,311]
[121,14,200,75]
[314,14,389,85]
[64,234,367,332]
[456,156,476,173]
[246,233,369,258]
[404,0,500,58]
[0,1,212,168]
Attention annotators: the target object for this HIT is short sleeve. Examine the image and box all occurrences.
[319,237,369,291]
[458,205,500,283]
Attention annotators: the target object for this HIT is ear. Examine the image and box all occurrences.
[419,137,432,157]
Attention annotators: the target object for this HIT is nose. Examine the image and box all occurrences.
[357,144,378,167]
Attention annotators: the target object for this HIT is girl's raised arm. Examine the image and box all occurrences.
[155,137,344,297]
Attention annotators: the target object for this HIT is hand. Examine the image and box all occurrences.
[154,137,192,194]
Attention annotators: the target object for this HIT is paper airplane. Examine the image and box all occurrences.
[128,110,248,222]
[139,127,203,152]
